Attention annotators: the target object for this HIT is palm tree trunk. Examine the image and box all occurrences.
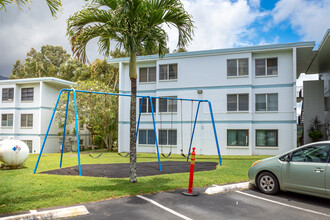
[129,52,137,183]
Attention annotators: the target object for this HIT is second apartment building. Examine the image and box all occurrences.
[0,77,75,154]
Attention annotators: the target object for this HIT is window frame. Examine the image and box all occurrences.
[159,96,178,113]
[138,129,156,145]
[227,129,249,147]
[255,57,278,76]
[1,113,14,127]
[22,140,33,153]
[20,114,33,128]
[21,87,34,102]
[158,129,177,146]
[139,97,156,114]
[139,66,156,83]
[255,129,278,147]
[159,64,178,81]
[2,88,14,102]
[227,58,249,77]
[255,93,278,112]
[227,94,249,112]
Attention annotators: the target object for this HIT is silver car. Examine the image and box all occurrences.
[248,141,330,199]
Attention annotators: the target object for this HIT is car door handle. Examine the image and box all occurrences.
[313,168,324,173]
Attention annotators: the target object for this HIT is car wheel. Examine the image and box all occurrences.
[257,172,280,195]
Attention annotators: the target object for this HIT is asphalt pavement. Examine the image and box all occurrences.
[72,187,330,220]
[2,186,330,220]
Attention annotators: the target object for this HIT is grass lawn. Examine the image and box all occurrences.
[0,152,269,214]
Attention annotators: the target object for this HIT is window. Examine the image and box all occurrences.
[227,94,249,111]
[22,140,33,153]
[1,114,13,127]
[256,130,278,147]
[159,129,177,145]
[255,58,278,76]
[138,129,155,145]
[290,144,330,163]
[159,96,177,113]
[139,97,156,113]
[2,88,14,101]
[159,64,177,80]
[139,67,156,82]
[256,94,278,111]
[21,88,34,101]
[227,130,249,146]
[227,58,248,76]
[21,114,33,128]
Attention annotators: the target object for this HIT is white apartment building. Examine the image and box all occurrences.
[111,41,315,156]
[300,29,330,144]
[0,77,75,154]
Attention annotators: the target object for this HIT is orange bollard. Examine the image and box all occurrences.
[182,147,199,196]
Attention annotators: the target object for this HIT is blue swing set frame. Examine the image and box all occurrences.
[33,89,222,176]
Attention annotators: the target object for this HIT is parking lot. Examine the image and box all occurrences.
[2,186,329,220]
[72,187,330,220]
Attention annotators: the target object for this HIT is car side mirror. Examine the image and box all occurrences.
[284,154,291,162]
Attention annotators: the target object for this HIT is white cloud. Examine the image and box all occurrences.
[249,0,261,8]
[272,0,330,41]
[165,0,264,52]
[0,1,102,76]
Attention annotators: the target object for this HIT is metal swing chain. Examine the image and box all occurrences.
[89,92,94,150]
[188,100,194,157]
[117,94,129,157]
[159,97,164,155]
[180,99,185,157]
[89,93,107,159]
[169,97,174,155]
[190,100,194,140]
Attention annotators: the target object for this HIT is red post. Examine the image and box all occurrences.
[182,147,199,196]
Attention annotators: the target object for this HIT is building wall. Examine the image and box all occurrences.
[0,79,73,154]
[118,48,297,155]
[303,80,325,144]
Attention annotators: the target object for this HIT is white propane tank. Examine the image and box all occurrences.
[0,139,29,166]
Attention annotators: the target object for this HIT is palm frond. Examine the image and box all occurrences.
[46,0,62,18]
[67,0,194,61]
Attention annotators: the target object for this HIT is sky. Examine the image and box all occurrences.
[0,0,330,78]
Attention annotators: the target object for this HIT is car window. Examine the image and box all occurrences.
[291,144,330,163]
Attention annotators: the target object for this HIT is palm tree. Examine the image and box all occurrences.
[0,0,62,17]
[67,0,194,183]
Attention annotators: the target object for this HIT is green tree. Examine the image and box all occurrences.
[173,47,187,53]
[10,45,71,79]
[59,57,90,81]
[56,80,118,151]
[0,0,62,17]
[67,0,194,183]
[308,116,323,142]
[90,59,119,89]
[110,48,128,59]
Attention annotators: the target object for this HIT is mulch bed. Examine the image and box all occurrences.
[40,161,218,178]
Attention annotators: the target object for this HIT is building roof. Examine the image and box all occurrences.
[0,77,74,86]
[306,29,330,74]
[108,41,315,66]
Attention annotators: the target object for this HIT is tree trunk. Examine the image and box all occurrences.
[129,52,137,183]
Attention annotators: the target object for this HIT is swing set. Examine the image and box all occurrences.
[33,89,222,176]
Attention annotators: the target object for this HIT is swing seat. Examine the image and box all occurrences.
[161,152,171,158]
[118,152,129,157]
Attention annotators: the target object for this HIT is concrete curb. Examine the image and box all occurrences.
[0,205,89,220]
[205,182,250,195]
